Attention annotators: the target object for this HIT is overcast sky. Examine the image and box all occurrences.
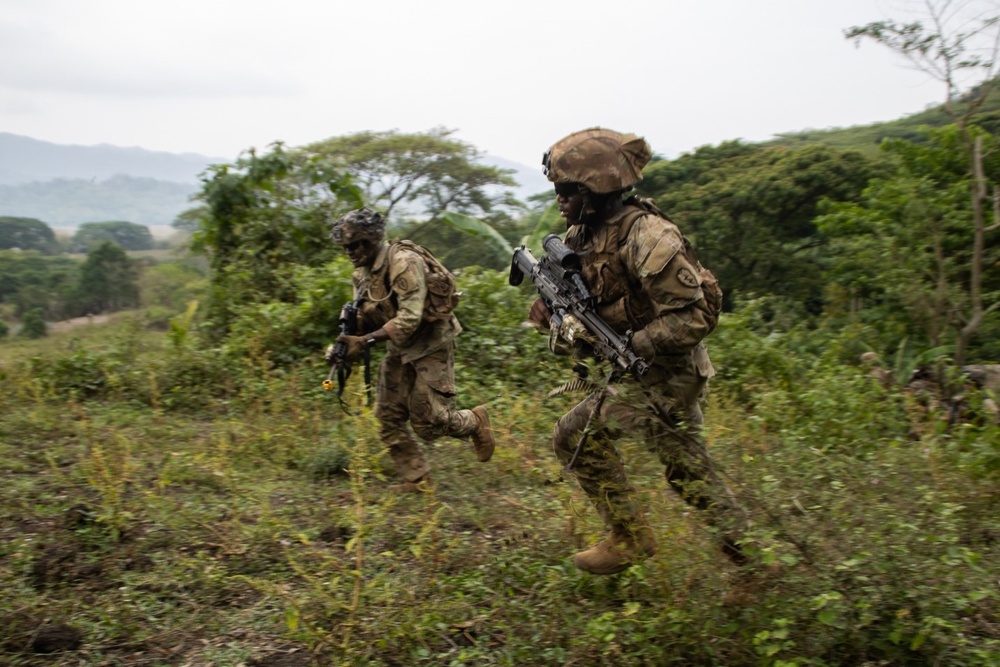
[0,0,992,168]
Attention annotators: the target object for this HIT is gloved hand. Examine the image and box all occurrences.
[548,314,595,357]
[336,335,368,363]
[558,314,590,345]
[529,298,552,329]
[324,343,337,364]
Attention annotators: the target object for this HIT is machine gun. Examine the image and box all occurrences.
[509,234,649,378]
[510,234,650,470]
[322,296,373,411]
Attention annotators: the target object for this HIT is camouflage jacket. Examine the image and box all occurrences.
[353,240,461,363]
[564,204,715,378]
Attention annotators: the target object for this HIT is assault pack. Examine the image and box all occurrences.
[388,240,460,321]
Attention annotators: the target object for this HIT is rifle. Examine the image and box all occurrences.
[510,234,650,470]
[509,234,650,378]
[322,295,373,411]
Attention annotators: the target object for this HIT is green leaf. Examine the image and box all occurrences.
[817,610,838,626]
[440,211,513,259]
[519,201,562,254]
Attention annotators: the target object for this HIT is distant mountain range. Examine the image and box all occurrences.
[0,133,226,186]
[0,133,551,229]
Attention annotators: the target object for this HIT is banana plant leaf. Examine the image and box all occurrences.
[439,211,513,259]
[519,201,562,255]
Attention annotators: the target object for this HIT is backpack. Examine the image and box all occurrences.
[388,239,460,322]
[619,197,723,334]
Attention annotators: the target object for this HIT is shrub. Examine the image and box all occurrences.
[20,308,46,339]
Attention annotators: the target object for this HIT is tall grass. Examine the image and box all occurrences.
[0,297,996,666]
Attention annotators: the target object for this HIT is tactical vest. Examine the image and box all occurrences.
[564,198,722,335]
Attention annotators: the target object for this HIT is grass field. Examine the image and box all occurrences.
[1,314,997,666]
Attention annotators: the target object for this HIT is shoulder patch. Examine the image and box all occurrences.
[677,267,700,288]
[394,275,410,292]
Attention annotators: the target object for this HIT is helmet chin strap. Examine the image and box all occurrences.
[578,188,598,223]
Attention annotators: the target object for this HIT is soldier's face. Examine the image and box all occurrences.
[554,182,585,224]
[341,230,379,268]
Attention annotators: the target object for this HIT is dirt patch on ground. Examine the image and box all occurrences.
[47,315,111,334]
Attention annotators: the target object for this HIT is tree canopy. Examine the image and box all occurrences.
[75,242,140,314]
[636,142,880,311]
[0,250,80,318]
[71,220,155,253]
[301,127,522,223]
[189,142,363,339]
[0,216,59,254]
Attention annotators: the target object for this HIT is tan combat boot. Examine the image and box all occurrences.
[470,405,496,462]
[572,522,658,575]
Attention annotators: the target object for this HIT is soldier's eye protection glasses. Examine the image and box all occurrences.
[554,183,580,197]
[344,240,367,251]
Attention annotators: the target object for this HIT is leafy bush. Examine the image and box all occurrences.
[20,308,46,338]
[452,266,566,400]
[221,258,355,367]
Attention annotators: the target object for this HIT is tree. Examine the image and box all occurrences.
[301,128,522,222]
[71,221,155,252]
[190,142,363,339]
[636,142,879,310]
[76,242,140,313]
[20,307,46,338]
[846,0,1000,365]
[0,217,58,254]
[0,250,80,318]
[819,126,1000,360]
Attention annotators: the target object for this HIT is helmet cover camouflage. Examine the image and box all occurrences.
[330,207,386,244]
[542,127,652,194]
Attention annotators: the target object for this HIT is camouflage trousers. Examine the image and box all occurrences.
[552,357,746,540]
[375,344,479,482]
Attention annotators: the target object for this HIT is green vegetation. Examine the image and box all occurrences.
[301,127,522,223]
[0,291,996,666]
[18,307,46,338]
[75,242,141,314]
[70,221,156,253]
[0,245,200,326]
[3,10,1000,660]
[636,142,881,311]
[0,216,60,254]
[0,250,81,319]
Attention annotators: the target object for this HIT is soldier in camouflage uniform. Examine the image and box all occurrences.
[327,207,496,491]
[530,128,749,574]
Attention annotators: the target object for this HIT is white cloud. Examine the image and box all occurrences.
[0,0,984,166]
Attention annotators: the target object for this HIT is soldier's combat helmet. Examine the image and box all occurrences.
[330,207,386,244]
[542,127,652,194]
